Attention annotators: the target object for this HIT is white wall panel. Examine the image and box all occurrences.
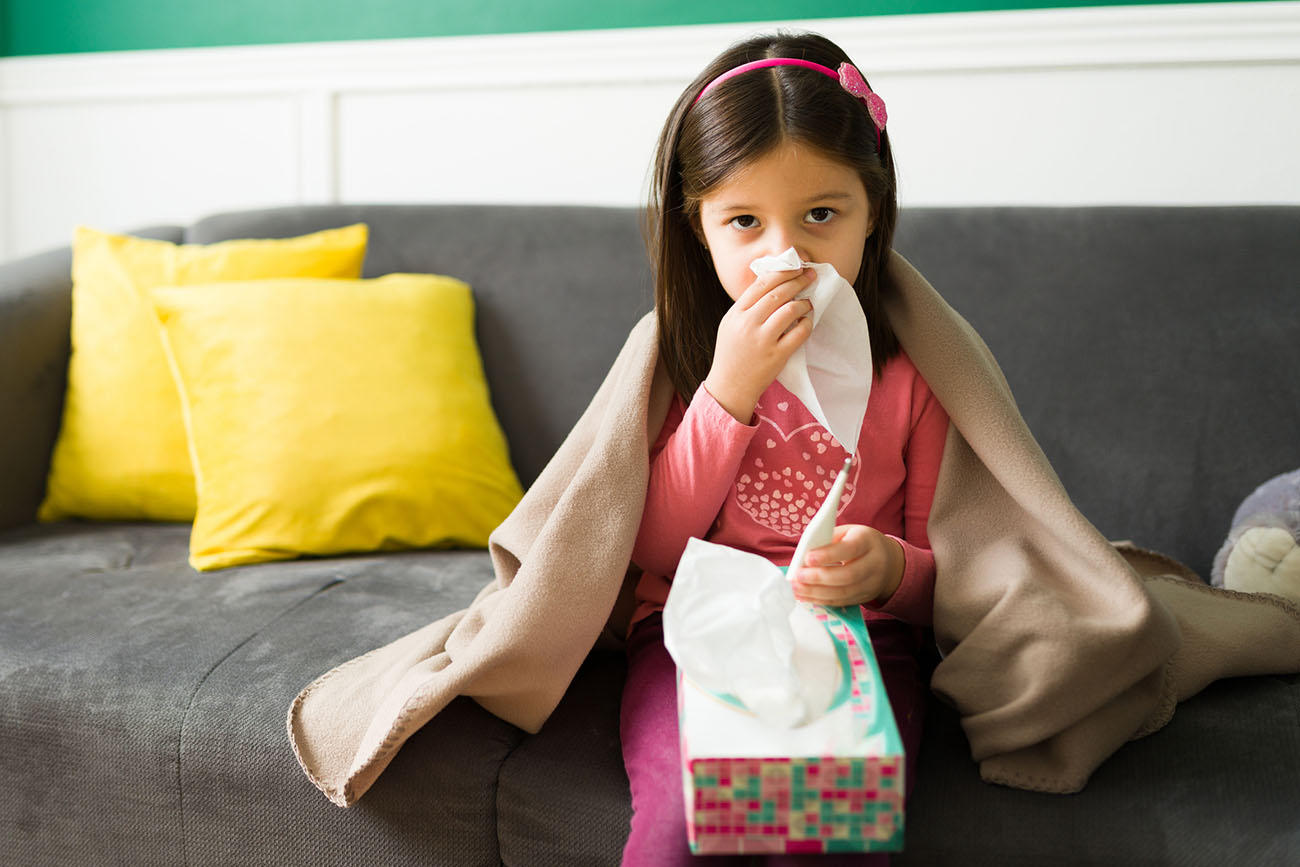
[336,82,678,206]
[4,95,301,256]
[883,62,1300,205]
[0,2,1296,261]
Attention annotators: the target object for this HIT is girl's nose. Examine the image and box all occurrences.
[767,231,809,263]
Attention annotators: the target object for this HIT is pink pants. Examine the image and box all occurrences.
[619,613,926,867]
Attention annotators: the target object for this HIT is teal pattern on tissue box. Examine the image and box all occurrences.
[678,603,905,855]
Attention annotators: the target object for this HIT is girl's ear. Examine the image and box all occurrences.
[689,214,710,250]
[866,199,881,238]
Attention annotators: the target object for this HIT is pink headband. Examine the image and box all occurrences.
[692,58,888,149]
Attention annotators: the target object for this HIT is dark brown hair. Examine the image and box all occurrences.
[646,31,900,401]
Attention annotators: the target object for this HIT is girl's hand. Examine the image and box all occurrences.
[793,525,904,607]
[703,268,816,423]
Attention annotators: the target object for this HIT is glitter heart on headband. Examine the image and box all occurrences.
[692,57,887,148]
[836,62,888,134]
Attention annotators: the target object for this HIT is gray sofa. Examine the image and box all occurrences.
[2,204,1297,866]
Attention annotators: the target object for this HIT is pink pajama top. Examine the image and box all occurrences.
[630,350,949,631]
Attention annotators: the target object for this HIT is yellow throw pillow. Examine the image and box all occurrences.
[38,223,369,523]
[150,274,524,571]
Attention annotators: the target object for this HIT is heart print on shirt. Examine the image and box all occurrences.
[734,392,861,537]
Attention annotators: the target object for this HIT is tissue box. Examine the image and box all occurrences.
[678,604,904,855]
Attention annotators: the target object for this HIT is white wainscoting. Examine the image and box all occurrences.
[1,2,1297,260]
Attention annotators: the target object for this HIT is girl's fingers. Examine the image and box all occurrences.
[795,564,837,589]
[754,273,814,339]
[776,313,814,345]
[766,298,814,339]
[737,267,814,312]
[793,585,840,605]
[796,530,904,607]
[792,564,863,605]
[734,271,781,309]
[804,525,871,567]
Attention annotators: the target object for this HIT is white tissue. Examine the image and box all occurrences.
[663,538,839,728]
[663,460,858,729]
[749,247,872,453]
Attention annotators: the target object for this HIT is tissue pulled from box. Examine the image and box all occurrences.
[749,247,872,453]
[663,537,839,728]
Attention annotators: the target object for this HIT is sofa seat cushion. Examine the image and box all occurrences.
[0,521,523,866]
[496,651,632,866]
[899,676,1300,865]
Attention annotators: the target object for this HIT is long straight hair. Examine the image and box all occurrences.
[646,32,900,401]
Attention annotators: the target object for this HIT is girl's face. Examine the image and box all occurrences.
[697,140,874,302]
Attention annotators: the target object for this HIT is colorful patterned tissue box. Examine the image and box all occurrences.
[678,604,904,855]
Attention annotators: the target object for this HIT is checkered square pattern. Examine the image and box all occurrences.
[688,755,903,854]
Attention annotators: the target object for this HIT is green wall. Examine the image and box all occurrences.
[0,0,1260,58]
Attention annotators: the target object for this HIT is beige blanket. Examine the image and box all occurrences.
[288,252,1300,807]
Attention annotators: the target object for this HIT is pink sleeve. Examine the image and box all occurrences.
[631,384,758,577]
[868,376,949,626]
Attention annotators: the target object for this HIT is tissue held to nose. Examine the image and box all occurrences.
[749,247,807,275]
[747,248,873,455]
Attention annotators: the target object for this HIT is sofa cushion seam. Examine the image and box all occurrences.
[176,576,345,866]
[493,726,533,867]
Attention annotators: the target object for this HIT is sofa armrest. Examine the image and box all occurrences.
[0,246,76,530]
[0,227,185,530]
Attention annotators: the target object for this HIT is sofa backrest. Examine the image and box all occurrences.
[0,225,186,530]
[8,204,1294,577]
[894,206,1298,577]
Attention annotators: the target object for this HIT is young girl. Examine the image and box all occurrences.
[620,31,949,866]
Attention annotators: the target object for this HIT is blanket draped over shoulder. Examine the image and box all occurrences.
[288,252,1300,807]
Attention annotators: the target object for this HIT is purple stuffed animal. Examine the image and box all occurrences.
[1211,469,1300,603]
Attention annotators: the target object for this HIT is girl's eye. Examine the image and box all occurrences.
[807,207,835,224]
[729,215,758,230]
